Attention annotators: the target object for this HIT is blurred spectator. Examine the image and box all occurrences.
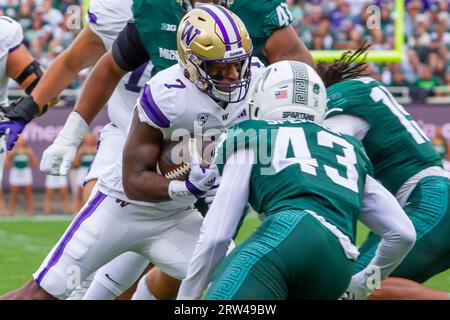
[2,0,82,90]
[288,0,450,100]
[1,0,449,100]
[41,0,63,27]
[412,65,441,100]
[43,174,70,214]
[442,143,450,172]
[432,126,448,160]
[5,137,38,215]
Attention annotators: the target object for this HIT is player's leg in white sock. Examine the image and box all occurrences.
[132,274,157,300]
[83,251,149,300]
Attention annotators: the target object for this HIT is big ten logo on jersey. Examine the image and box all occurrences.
[161,23,177,31]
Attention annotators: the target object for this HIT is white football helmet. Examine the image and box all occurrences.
[249,61,327,123]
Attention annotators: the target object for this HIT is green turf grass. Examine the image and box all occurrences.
[0,214,449,295]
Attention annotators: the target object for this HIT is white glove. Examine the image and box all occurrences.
[198,176,221,205]
[340,270,373,300]
[40,112,89,175]
[168,139,217,201]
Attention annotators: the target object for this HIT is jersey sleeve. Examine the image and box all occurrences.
[215,120,261,175]
[177,148,254,300]
[358,175,416,282]
[112,22,150,71]
[261,1,293,36]
[325,79,374,118]
[250,56,265,78]
[87,0,133,51]
[354,138,374,177]
[323,114,371,141]
[136,79,177,131]
[0,16,24,53]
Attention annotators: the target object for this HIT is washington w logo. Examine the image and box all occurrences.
[181,21,201,46]
[291,62,308,105]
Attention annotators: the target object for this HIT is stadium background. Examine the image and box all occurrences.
[0,0,450,295]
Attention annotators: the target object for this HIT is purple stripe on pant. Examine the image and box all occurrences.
[35,191,107,285]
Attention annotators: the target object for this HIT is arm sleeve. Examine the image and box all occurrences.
[136,82,174,130]
[177,148,254,300]
[111,22,149,71]
[262,1,293,35]
[0,17,24,52]
[358,175,416,282]
[323,114,370,141]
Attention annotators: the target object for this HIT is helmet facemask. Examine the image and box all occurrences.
[177,5,253,103]
[186,50,252,103]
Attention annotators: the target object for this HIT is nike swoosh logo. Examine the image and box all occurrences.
[105,273,121,287]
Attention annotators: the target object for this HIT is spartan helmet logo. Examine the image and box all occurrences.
[197,112,210,126]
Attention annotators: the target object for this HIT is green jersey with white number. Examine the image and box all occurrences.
[132,0,292,72]
[326,78,442,195]
[216,119,373,242]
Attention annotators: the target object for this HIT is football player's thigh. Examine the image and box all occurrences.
[84,123,126,184]
[145,209,203,280]
[33,191,138,299]
[391,177,450,282]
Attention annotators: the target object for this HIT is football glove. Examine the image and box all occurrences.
[40,111,89,175]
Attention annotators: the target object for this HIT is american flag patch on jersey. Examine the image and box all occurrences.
[275,88,288,99]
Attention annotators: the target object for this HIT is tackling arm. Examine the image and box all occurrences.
[264,25,314,67]
[40,22,149,175]
[177,148,254,300]
[323,114,370,141]
[31,26,107,108]
[347,175,416,299]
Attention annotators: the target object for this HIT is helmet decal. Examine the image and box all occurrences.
[176,5,253,103]
[290,61,309,106]
[249,61,327,123]
[181,20,201,47]
[200,5,242,51]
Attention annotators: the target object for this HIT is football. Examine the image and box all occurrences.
[156,137,216,180]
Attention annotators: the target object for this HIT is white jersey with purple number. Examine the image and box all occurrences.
[0,16,23,107]
[97,58,265,209]
[108,61,155,132]
[87,0,133,51]
[87,0,155,133]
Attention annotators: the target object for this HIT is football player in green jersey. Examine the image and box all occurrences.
[176,60,415,300]
[319,44,450,300]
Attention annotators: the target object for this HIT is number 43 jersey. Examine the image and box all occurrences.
[325,78,442,195]
[215,119,373,243]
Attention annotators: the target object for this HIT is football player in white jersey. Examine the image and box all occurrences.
[0,0,157,299]
[0,16,54,212]
[0,5,264,300]
[1,0,308,300]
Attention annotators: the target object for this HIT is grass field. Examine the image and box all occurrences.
[0,214,449,295]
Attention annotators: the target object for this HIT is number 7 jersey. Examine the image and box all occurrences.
[326,78,442,195]
[215,119,373,243]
